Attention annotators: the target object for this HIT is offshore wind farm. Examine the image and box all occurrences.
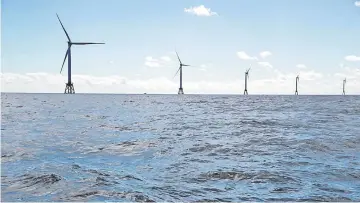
[52,14,353,96]
[2,1,360,202]
[2,7,359,95]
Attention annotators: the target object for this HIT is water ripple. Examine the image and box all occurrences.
[1,94,360,201]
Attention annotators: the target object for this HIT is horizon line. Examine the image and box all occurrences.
[1,92,359,96]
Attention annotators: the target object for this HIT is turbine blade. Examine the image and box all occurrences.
[182,64,190,67]
[56,14,71,42]
[60,47,70,74]
[72,42,105,45]
[175,51,182,64]
[173,67,181,78]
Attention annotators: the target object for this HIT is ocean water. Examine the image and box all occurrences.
[1,93,360,202]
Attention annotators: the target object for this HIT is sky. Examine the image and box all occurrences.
[1,0,360,94]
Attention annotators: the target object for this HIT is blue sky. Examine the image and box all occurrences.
[1,0,360,94]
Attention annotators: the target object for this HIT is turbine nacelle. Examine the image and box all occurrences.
[245,65,251,80]
[245,65,252,74]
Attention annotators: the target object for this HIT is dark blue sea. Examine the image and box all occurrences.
[1,93,360,202]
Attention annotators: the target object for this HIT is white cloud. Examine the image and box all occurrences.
[144,56,161,68]
[345,55,360,62]
[184,5,218,17]
[160,56,171,62]
[355,1,360,7]
[259,51,272,58]
[237,51,258,61]
[296,64,307,69]
[144,55,173,68]
[257,62,273,69]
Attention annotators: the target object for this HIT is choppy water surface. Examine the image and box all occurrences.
[1,93,360,202]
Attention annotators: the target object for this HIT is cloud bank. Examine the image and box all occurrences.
[2,68,359,95]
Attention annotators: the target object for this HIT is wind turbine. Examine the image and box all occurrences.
[56,14,105,94]
[295,75,300,95]
[173,51,190,94]
[244,65,251,95]
[343,78,346,95]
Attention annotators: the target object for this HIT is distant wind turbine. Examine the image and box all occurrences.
[295,75,300,95]
[343,78,346,95]
[244,65,251,95]
[173,51,190,95]
[56,14,105,94]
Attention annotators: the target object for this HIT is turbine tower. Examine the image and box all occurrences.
[56,14,105,94]
[243,66,251,95]
[173,51,190,94]
[295,75,300,95]
[343,78,346,95]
